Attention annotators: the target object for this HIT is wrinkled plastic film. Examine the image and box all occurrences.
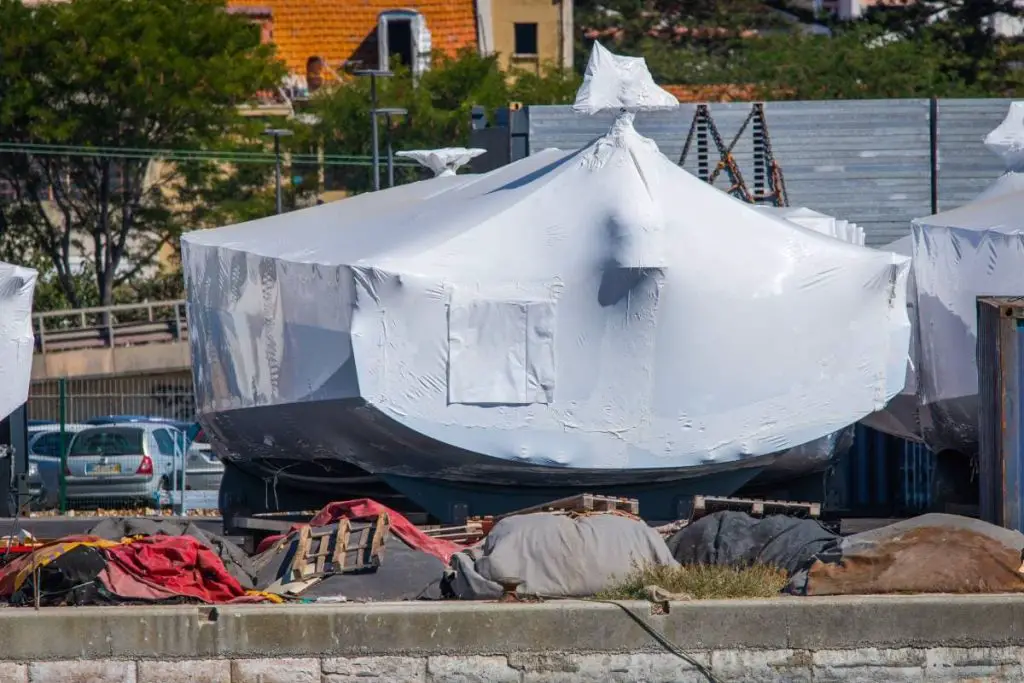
[396,148,485,177]
[182,45,911,474]
[904,100,1024,454]
[572,42,678,115]
[0,261,38,422]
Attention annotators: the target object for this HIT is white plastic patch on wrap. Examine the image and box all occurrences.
[572,42,678,115]
[984,101,1024,172]
[0,261,38,422]
[396,148,486,177]
[447,293,556,406]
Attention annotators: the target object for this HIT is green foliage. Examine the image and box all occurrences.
[0,0,284,308]
[742,24,983,99]
[31,267,185,313]
[862,0,1024,95]
[577,0,1024,99]
[575,0,787,84]
[310,50,580,193]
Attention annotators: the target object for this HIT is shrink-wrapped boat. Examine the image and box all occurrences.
[183,45,911,520]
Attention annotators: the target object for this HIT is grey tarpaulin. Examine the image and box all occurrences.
[445,512,675,599]
[277,537,446,601]
[86,517,257,589]
[668,511,840,576]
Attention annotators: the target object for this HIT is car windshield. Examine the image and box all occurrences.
[70,429,144,457]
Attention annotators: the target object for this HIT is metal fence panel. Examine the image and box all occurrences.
[528,100,934,247]
[763,100,932,246]
[935,98,1013,212]
[28,372,195,423]
[528,105,688,160]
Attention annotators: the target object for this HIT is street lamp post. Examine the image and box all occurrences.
[262,128,294,214]
[377,107,407,188]
[353,69,396,191]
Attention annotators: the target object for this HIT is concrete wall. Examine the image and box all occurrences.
[7,596,1024,682]
[492,0,572,73]
[31,342,191,381]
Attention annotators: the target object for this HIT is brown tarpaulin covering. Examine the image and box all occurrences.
[804,514,1024,595]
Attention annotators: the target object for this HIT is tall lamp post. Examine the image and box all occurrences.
[353,69,396,191]
[262,128,294,214]
[377,107,407,188]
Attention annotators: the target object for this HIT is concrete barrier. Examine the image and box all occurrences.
[5,595,1024,682]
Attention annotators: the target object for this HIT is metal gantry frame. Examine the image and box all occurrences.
[678,103,789,207]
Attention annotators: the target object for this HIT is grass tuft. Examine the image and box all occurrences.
[596,563,789,601]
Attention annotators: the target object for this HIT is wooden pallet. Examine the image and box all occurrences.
[422,519,486,543]
[283,512,391,584]
[494,493,640,521]
[691,496,821,521]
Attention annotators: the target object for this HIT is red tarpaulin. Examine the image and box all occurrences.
[101,535,270,603]
[255,498,471,564]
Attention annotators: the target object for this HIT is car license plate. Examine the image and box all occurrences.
[86,463,121,475]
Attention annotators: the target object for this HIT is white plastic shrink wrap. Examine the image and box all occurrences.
[395,148,485,177]
[0,261,38,422]
[181,44,910,474]
[858,234,923,442]
[908,101,1024,454]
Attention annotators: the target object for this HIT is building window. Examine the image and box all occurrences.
[514,22,538,56]
[377,10,431,76]
[385,18,414,68]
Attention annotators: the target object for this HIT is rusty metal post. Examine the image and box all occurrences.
[36,317,46,354]
[174,303,183,342]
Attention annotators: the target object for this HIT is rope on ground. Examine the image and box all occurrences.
[583,597,726,683]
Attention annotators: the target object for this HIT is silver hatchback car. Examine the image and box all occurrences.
[182,427,224,491]
[61,424,183,508]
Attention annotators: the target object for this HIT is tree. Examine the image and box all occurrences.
[310,50,580,194]
[740,24,981,99]
[0,0,284,308]
[571,0,1024,99]
[861,0,1024,93]
[574,0,790,84]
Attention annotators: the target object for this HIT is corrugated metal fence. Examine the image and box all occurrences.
[827,425,936,516]
[29,372,196,424]
[525,98,1012,246]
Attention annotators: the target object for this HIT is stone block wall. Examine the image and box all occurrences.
[15,648,1024,683]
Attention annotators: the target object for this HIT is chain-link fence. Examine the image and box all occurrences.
[25,374,220,515]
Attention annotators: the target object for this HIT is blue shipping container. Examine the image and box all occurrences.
[977,296,1024,531]
[826,424,934,516]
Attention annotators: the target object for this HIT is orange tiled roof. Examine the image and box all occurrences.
[583,26,761,40]
[663,84,762,102]
[228,0,478,73]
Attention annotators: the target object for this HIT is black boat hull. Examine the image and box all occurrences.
[203,397,847,523]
